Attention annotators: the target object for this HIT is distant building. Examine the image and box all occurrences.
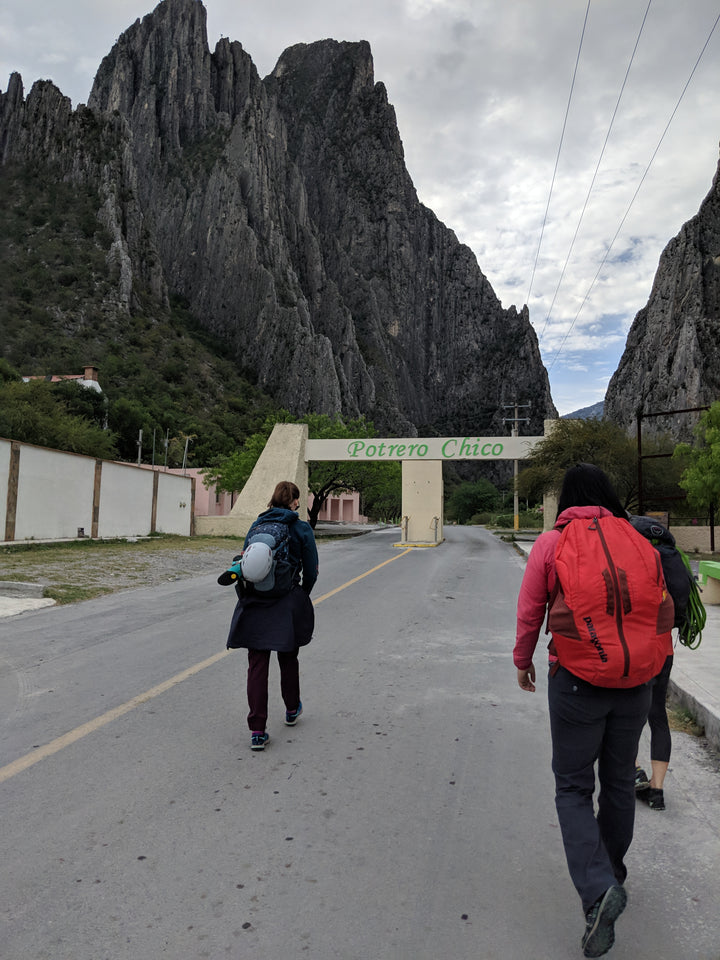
[133,465,234,517]
[311,491,368,524]
[22,365,102,393]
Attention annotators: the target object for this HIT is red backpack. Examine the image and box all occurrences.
[548,515,674,688]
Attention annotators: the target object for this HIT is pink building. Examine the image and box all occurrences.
[157,467,235,517]
[133,466,233,516]
[311,490,368,524]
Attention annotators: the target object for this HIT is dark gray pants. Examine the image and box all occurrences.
[548,666,652,913]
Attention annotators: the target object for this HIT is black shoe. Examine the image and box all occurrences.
[634,765,650,790]
[637,786,665,810]
[582,885,627,958]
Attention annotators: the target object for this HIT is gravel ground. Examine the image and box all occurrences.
[0,536,246,603]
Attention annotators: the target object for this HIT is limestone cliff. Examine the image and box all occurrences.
[1,0,555,436]
[604,155,720,439]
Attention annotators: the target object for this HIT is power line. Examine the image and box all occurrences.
[525,0,591,310]
[537,0,653,347]
[545,8,720,374]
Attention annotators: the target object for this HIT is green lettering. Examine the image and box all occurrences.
[459,437,473,456]
[441,439,457,458]
[348,441,365,457]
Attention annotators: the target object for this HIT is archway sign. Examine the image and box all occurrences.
[306,434,544,547]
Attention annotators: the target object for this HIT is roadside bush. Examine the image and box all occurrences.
[446,478,500,524]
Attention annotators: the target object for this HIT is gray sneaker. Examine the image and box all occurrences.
[582,885,627,958]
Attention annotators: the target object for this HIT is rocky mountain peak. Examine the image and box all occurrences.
[604,152,720,439]
[1,0,556,437]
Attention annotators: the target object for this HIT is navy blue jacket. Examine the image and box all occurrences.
[226,507,318,652]
[244,506,318,595]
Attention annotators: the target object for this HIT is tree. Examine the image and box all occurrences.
[519,417,685,513]
[673,401,720,514]
[518,419,638,507]
[201,413,294,494]
[0,378,117,458]
[0,358,21,383]
[107,397,153,461]
[446,478,500,524]
[303,413,377,527]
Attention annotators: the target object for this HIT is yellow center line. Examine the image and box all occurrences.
[0,547,414,784]
[312,547,413,604]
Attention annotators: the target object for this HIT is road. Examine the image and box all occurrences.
[1,527,719,960]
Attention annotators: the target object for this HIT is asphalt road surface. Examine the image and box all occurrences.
[1,527,719,960]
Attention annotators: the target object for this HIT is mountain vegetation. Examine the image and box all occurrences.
[0,163,282,465]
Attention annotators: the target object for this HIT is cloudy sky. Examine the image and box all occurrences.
[2,0,719,415]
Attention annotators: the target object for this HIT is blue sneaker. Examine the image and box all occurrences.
[250,731,269,751]
[285,701,303,726]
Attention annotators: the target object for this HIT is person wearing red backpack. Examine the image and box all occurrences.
[514,464,673,959]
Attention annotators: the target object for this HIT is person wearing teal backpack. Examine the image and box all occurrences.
[515,464,672,959]
[220,481,319,752]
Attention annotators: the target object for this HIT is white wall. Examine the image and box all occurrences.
[1,438,192,541]
[154,471,192,534]
[14,445,96,540]
[97,462,155,538]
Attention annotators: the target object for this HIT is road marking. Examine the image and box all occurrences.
[312,547,413,604]
[0,651,228,784]
[0,547,414,784]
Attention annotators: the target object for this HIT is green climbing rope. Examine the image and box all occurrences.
[677,550,707,650]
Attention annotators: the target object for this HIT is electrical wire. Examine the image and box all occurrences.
[525,0,591,310]
[545,9,720,374]
[536,0,653,347]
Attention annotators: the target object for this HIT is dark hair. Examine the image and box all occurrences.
[556,463,626,520]
[269,480,300,509]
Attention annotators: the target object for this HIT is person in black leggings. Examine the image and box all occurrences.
[635,654,673,810]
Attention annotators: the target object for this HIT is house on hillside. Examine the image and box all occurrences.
[22,365,102,393]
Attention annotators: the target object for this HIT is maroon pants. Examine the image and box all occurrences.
[246,648,300,731]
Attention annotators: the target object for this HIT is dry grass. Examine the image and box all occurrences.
[667,702,705,738]
[0,535,245,603]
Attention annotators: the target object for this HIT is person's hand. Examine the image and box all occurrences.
[517,665,536,692]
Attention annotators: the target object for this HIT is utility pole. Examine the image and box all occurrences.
[136,429,143,466]
[182,436,191,474]
[503,401,531,531]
